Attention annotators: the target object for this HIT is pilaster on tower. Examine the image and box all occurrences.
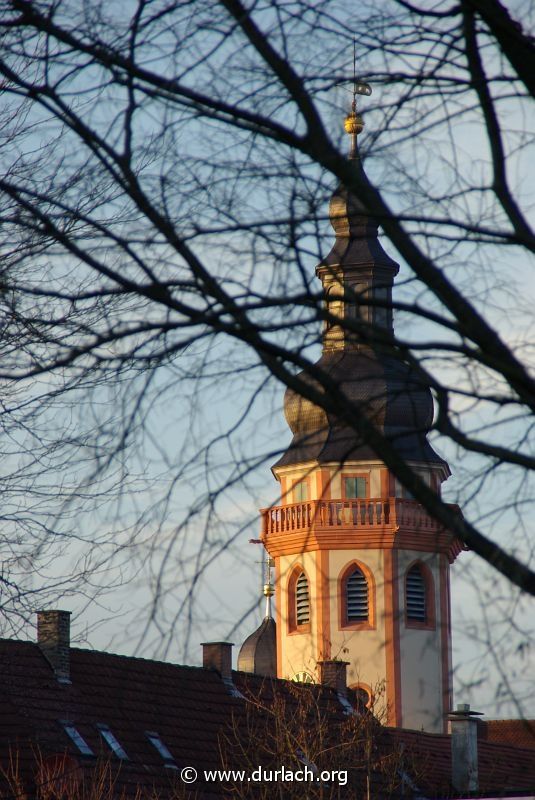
[253,78,464,733]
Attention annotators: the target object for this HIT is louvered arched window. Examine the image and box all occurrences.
[288,568,311,633]
[346,566,369,623]
[295,571,310,626]
[406,564,427,622]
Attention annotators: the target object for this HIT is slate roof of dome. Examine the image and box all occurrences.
[237,616,276,677]
[274,349,447,469]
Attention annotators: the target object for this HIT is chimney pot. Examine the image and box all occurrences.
[449,703,482,794]
[201,642,233,680]
[317,660,349,697]
[37,610,71,684]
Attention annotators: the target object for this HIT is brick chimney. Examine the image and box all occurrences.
[317,660,349,697]
[202,642,243,699]
[201,642,233,680]
[37,610,71,684]
[449,703,482,794]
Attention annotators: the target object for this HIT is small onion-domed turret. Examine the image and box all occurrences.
[237,579,276,677]
[237,617,276,677]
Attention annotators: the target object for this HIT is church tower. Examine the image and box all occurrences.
[256,82,463,733]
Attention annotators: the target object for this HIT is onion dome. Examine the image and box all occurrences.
[237,617,276,677]
[237,578,277,677]
[274,348,444,468]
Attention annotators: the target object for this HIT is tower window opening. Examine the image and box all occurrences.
[346,567,369,622]
[344,477,367,499]
[374,287,389,329]
[347,283,369,324]
[293,480,308,502]
[395,470,431,500]
[406,565,427,621]
[295,572,310,626]
[324,287,344,337]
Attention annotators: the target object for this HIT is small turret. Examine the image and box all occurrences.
[237,556,277,677]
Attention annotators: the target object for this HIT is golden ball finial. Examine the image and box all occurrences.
[344,110,364,136]
[263,583,274,597]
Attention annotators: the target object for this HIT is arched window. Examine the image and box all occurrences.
[288,568,311,633]
[295,572,310,625]
[339,562,375,629]
[324,286,343,339]
[346,567,368,622]
[405,561,436,629]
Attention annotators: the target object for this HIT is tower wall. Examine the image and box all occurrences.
[275,551,320,681]
[272,520,454,732]
[397,549,450,731]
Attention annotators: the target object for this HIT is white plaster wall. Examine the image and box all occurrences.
[278,551,319,680]
[369,468,382,498]
[400,627,442,731]
[397,550,444,732]
[327,549,387,715]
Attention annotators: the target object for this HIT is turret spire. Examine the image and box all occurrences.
[273,66,446,471]
[343,42,371,159]
[236,550,276,677]
[263,555,274,619]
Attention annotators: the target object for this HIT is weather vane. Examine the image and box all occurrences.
[250,539,275,618]
[344,39,372,158]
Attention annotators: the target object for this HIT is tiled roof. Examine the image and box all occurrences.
[388,728,535,798]
[479,718,535,750]
[1,639,534,799]
[0,640,236,799]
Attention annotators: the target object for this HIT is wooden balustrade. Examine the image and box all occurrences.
[261,498,455,535]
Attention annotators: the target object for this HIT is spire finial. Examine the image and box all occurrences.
[344,41,372,159]
[263,555,275,619]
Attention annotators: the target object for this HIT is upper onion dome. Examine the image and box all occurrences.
[321,178,400,273]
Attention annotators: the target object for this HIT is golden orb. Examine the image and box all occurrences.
[344,111,363,135]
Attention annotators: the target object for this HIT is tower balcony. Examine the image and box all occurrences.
[260,498,464,561]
